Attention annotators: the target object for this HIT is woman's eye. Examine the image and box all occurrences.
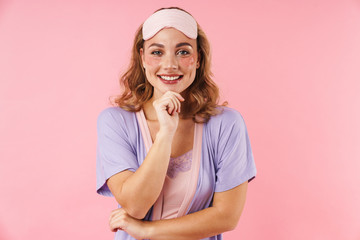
[151,50,162,55]
[177,50,190,56]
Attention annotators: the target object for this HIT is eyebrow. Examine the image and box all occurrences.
[148,42,194,48]
[176,42,193,48]
[148,43,164,48]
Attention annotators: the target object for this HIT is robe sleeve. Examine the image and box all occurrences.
[214,109,257,192]
[96,108,139,197]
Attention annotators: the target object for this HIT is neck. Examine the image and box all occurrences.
[143,99,158,121]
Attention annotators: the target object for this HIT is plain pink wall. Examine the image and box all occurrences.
[1,0,359,239]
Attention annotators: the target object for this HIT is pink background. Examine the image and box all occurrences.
[1,0,360,239]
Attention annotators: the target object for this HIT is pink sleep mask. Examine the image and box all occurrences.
[142,9,198,40]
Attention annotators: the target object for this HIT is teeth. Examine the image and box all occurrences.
[159,75,181,81]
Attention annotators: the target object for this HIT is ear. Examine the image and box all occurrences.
[140,48,146,69]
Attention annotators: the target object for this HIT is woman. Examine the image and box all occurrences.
[96,7,257,240]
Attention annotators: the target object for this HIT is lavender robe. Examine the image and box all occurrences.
[96,106,257,240]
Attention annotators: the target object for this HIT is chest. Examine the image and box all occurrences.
[146,120,195,158]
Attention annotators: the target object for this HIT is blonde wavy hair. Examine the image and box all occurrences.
[114,7,227,123]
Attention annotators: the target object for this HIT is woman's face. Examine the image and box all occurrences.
[140,27,199,100]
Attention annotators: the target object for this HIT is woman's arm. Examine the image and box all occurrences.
[109,181,249,239]
[107,91,184,219]
[107,130,172,219]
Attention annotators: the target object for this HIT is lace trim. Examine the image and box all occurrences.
[167,150,193,178]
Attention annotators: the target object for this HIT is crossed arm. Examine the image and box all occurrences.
[108,181,248,239]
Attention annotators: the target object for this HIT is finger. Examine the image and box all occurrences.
[110,209,128,223]
[109,209,120,220]
[160,96,175,115]
[168,94,181,112]
[164,91,184,102]
[167,104,174,115]
[168,97,178,115]
[157,95,172,108]
[176,93,185,102]
[174,95,181,113]
[110,222,121,232]
[109,218,119,232]
[170,91,185,102]
[109,208,124,220]
[110,224,123,232]
[166,94,180,114]
[167,92,183,113]
[109,214,125,232]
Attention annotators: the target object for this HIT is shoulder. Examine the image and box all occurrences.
[207,106,246,128]
[203,107,248,144]
[98,107,134,121]
[97,107,136,130]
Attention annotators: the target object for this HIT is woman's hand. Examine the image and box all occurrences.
[152,91,184,136]
[109,208,149,240]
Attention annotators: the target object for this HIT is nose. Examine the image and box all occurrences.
[163,53,178,70]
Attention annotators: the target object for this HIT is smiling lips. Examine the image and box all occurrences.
[158,75,183,84]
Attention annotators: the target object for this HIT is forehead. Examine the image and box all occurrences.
[143,27,197,48]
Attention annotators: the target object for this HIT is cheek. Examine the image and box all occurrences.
[145,56,160,67]
[179,56,196,68]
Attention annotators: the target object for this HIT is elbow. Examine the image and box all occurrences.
[225,219,239,232]
[221,218,239,232]
[218,211,241,232]
[114,196,150,219]
[125,207,149,219]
